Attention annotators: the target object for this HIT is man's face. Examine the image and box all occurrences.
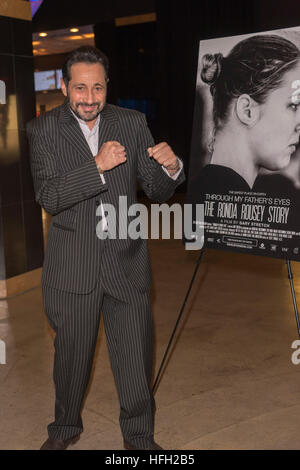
[61,62,107,125]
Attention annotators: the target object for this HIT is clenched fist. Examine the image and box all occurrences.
[148,142,180,175]
[95,141,127,172]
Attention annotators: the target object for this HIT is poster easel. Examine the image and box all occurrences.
[152,249,300,394]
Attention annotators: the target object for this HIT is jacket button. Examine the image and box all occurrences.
[95,200,100,206]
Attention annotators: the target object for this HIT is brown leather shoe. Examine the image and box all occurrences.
[40,434,80,450]
[124,439,163,450]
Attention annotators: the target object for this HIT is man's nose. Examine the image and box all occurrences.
[85,89,95,103]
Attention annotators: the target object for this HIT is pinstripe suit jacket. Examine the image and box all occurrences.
[27,100,185,294]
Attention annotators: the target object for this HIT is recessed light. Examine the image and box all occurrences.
[66,35,82,40]
[39,32,48,37]
[70,28,79,33]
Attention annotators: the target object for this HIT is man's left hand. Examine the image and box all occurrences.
[148,142,180,176]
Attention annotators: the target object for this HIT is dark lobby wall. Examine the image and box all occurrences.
[31,0,300,183]
[155,0,300,177]
[0,15,44,279]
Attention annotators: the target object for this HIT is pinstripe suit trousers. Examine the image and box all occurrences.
[43,270,155,448]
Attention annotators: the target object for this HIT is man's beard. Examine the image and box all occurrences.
[69,99,104,122]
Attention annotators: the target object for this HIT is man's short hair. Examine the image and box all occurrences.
[62,46,109,87]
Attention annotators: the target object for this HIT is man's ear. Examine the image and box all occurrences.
[235,94,260,126]
[60,78,68,97]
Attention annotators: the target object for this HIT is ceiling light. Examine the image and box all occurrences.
[70,28,79,33]
[32,41,41,46]
[83,33,94,38]
[39,32,47,37]
[65,35,82,40]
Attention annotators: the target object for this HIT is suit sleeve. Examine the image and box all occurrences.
[27,120,108,215]
[136,114,185,202]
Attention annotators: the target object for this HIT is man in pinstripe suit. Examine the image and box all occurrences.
[27,46,185,450]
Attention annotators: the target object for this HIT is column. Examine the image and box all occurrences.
[0,0,44,298]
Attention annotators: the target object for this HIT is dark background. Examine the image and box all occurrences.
[2,0,300,279]
[31,0,300,179]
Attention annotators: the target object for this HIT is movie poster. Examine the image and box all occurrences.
[187,26,300,261]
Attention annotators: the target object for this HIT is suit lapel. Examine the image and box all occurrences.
[98,104,119,149]
[59,100,93,162]
[98,105,125,204]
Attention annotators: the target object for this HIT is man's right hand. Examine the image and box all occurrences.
[95,141,127,172]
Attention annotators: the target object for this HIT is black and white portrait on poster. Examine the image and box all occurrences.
[187,26,300,261]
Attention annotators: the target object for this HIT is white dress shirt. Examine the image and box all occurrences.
[71,111,108,230]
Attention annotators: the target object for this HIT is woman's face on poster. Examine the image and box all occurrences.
[250,62,300,171]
